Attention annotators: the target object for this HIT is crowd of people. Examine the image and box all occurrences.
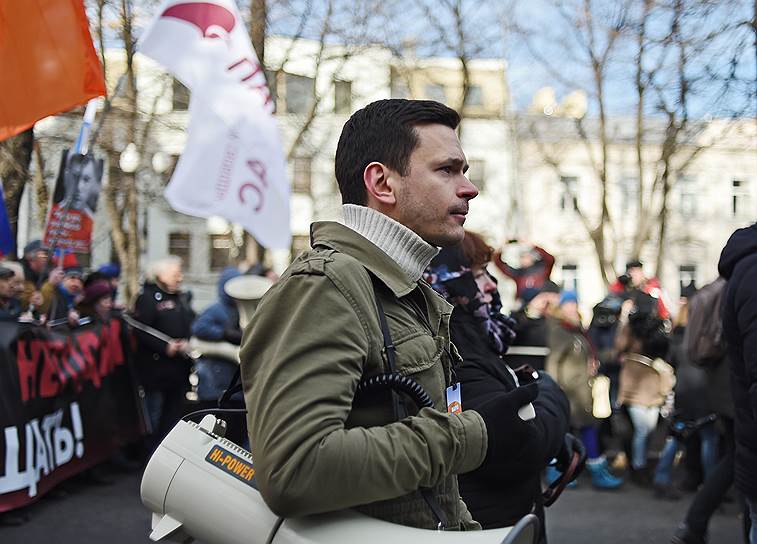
[2,98,754,544]
[480,234,748,543]
[0,239,120,327]
[0,239,275,527]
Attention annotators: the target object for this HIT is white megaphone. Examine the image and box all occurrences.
[141,415,539,544]
[187,274,274,363]
[223,274,275,329]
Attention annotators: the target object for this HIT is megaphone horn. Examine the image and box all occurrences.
[223,275,275,329]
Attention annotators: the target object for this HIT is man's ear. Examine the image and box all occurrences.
[364,162,397,206]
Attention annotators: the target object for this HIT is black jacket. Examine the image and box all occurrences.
[451,310,570,529]
[668,326,711,421]
[133,281,195,390]
[717,223,757,500]
[503,309,550,371]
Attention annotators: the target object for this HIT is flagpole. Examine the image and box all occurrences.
[42,73,128,283]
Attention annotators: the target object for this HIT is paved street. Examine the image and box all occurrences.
[0,468,743,544]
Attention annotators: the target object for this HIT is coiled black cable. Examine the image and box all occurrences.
[355,372,434,409]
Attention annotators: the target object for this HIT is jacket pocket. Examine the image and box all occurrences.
[393,330,442,375]
[392,331,447,411]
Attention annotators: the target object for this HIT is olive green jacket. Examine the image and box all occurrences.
[240,221,487,529]
[546,319,596,428]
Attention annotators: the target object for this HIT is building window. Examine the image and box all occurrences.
[679,176,697,218]
[293,156,312,193]
[561,263,579,294]
[467,159,486,190]
[679,264,697,294]
[209,233,235,271]
[334,80,352,114]
[732,179,750,217]
[425,83,446,103]
[559,176,579,211]
[168,232,191,266]
[285,73,314,114]
[464,85,483,107]
[172,79,190,111]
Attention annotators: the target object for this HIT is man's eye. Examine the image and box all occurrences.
[440,166,452,174]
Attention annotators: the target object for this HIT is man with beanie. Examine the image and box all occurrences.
[40,265,84,323]
[240,100,535,529]
[717,224,757,544]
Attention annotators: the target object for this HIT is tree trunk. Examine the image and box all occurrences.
[250,0,266,63]
[654,162,672,279]
[0,128,34,248]
[32,140,49,231]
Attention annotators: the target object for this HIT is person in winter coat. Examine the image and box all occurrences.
[76,278,114,323]
[191,267,243,403]
[492,240,555,301]
[651,289,720,501]
[0,266,21,320]
[615,295,673,485]
[546,292,623,490]
[504,281,560,372]
[40,266,84,324]
[425,231,574,542]
[133,255,195,450]
[610,260,670,320]
[718,223,757,544]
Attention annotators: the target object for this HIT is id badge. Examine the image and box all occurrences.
[446,383,462,414]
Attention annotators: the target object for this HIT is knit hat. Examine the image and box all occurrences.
[81,279,112,305]
[23,240,43,256]
[559,290,578,306]
[63,266,83,279]
[97,263,121,279]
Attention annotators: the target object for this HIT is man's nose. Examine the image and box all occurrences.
[458,175,479,200]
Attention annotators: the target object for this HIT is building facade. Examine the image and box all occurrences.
[22,37,756,314]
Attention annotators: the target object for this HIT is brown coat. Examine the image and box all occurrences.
[617,353,676,407]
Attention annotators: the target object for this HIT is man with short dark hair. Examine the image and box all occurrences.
[241,99,527,529]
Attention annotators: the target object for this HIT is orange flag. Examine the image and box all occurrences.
[0,0,106,141]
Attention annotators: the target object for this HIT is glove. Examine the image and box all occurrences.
[475,382,539,469]
[222,328,243,345]
[555,433,587,482]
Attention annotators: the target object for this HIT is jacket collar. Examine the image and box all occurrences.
[310,221,419,297]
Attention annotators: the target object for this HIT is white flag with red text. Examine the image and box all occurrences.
[139,0,290,249]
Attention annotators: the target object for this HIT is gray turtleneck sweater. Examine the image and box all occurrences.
[342,204,438,283]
